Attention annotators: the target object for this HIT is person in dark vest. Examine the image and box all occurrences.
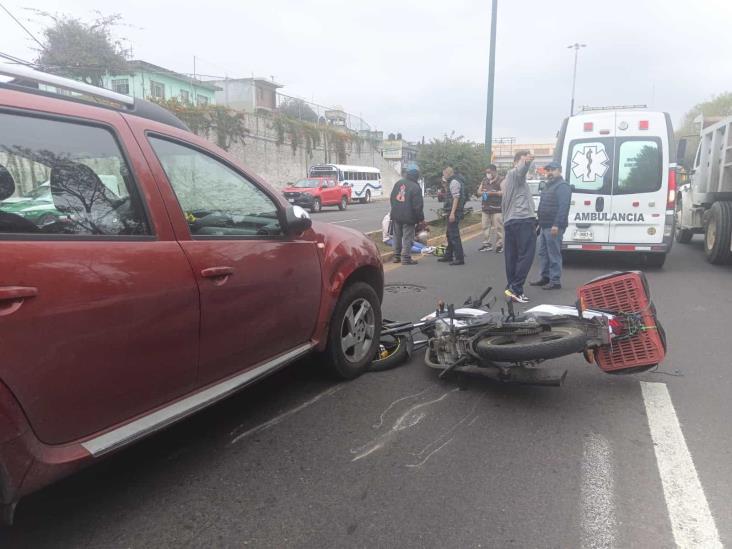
[478,164,504,253]
[530,161,572,289]
[389,167,424,265]
[437,165,467,265]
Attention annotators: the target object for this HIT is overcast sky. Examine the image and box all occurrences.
[2,0,731,143]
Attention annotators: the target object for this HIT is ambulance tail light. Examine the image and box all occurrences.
[639,120,650,130]
[667,168,677,210]
[583,122,593,132]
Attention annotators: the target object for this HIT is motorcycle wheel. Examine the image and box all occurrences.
[474,326,587,362]
[369,333,413,372]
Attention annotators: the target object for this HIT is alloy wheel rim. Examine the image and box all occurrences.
[340,298,375,363]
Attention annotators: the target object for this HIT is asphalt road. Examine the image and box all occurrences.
[313,197,480,234]
[4,235,731,548]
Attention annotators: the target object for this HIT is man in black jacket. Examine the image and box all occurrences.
[530,161,572,289]
[390,168,425,265]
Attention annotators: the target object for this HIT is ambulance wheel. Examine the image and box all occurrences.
[645,253,666,269]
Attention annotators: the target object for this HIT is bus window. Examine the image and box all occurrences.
[615,139,662,195]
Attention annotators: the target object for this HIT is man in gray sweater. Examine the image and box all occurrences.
[502,150,536,303]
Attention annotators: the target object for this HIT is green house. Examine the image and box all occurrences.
[102,60,220,105]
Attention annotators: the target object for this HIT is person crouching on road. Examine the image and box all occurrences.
[437,165,466,265]
[530,161,571,290]
[478,164,504,253]
[502,150,536,304]
[389,168,425,265]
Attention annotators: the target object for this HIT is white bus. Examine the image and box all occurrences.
[554,108,676,267]
[308,164,382,203]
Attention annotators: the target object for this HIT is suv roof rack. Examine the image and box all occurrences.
[0,62,189,131]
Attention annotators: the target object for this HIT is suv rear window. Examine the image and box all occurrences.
[614,138,662,195]
[0,112,149,236]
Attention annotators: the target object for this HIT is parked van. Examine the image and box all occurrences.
[554,107,676,267]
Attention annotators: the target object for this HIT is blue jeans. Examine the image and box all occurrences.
[537,227,565,284]
[504,219,536,295]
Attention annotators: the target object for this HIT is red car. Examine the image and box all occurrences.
[282,177,351,213]
[0,65,383,522]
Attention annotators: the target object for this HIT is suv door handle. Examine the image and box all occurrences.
[0,286,38,316]
[201,266,234,279]
[0,286,38,300]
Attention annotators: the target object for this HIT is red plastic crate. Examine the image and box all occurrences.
[577,272,665,373]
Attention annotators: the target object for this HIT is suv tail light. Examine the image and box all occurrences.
[667,168,677,210]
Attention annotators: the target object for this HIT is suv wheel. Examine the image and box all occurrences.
[311,198,322,213]
[338,196,348,211]
[327,282,381,379]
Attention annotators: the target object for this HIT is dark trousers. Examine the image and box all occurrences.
[393,222,416,261]
[504,219,537,295]
[444,213,464,261]
[537,227,565,284]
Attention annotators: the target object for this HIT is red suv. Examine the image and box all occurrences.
[282,177,351,213]
[0,65,383,522]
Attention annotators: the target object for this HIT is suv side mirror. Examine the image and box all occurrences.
[676,139,688,167]
[284,205,312,235]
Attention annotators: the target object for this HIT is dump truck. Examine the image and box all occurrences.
[675,115,732,264]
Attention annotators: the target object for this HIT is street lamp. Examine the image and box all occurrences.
[485,0,498,159]
[568,43,586,116]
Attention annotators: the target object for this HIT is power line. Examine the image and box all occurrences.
[0,2,46,51]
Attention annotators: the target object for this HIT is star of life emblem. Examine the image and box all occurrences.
[571,144,609,183]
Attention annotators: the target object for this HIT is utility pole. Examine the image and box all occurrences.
[484,0,498,161]
[568,43,586,115]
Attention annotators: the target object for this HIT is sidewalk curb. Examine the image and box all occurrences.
[375,222,484,262]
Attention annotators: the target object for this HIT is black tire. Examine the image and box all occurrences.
[474,326,587,362]
[326,282,382,379]
[675,200,693,244]
[338,196,348,211]
[310,198,322,214]
[369,333,413,372]
[704,201,732,264]
[645,253,666,268]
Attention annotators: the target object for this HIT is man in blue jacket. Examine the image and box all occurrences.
[530,161,572,290]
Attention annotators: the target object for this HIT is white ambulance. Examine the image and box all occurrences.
[554,107,676,267]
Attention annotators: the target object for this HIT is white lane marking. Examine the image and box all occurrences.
[406,438,453,469]
[329,218,360,225]
[640,381,722,548]
[230,385,344,444]
[580,434,616,549]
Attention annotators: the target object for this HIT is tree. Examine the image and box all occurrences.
[676,92,732,168]
[278,98,319,123]
[34,12,129,87]
[416,133,489,196]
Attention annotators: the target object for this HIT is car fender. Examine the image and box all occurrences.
[310,222,383,350]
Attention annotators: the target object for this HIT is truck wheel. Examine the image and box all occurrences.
[326,282,382,379]
[704,201,732,264]
[675,200,693,244]
[310,198,322,214]
[338,196,348,211]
